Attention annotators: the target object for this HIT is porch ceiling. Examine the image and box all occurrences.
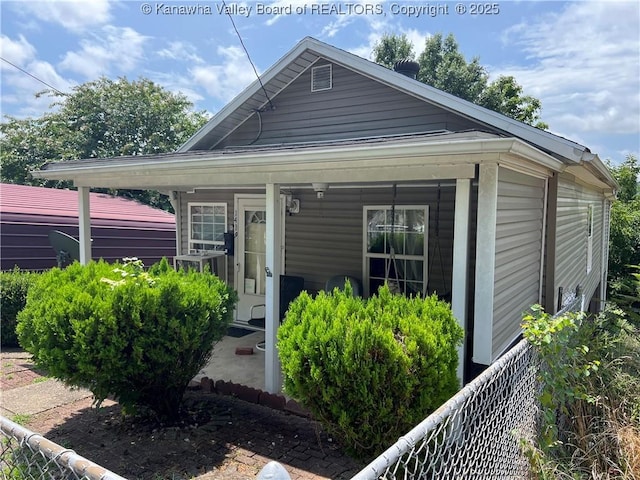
[33,132,563,191]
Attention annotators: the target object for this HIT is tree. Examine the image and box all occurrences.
[1,77,209,211]
[373,33,548,129]
[372,33,414,69]
[607,155,640,286]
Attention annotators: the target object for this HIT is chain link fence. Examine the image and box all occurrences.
[351,337,540,480]
[0,416,126,480]
[352,293,583,480]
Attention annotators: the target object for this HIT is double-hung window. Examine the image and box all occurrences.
[363,205,428,296]
[188,203,227,254]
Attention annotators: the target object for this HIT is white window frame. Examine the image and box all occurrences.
[363,205,429,297]
[187,202,227,254]
[587,204,594,274]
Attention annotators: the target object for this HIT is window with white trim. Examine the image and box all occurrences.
[363,205,428,296]
[188,203,227,254]
[587,204,593,273]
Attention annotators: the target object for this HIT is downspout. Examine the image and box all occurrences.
[538,178,549,304]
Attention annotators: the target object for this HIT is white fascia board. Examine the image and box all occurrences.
[39,137,557,176]
[34,137,561,189]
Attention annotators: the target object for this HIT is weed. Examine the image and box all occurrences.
[10,414,31,425]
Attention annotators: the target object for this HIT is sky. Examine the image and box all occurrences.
[1,0,638,165]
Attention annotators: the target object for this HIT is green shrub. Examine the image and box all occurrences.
[609,265,640,324]
[523,305,640,477]
[277,282,463,460]
[0,268,38,347]
[17,257,237,420]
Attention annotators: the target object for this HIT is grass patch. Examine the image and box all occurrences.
[32,376,49,384]
[10,414,31,425]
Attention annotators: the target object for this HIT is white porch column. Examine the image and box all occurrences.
[78,186,92,264]
[265,183,283,393]
[452,178,471,383]
[473,164,498,365]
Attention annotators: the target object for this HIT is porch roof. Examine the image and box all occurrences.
[34,131,563,190]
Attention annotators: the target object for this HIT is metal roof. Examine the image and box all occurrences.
[0,183,175,224]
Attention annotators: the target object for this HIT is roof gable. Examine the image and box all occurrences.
[215,62,483,148]
[179,37,594,166]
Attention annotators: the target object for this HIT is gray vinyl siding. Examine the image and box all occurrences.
[217,63,481,148]
[492,168,545,358]
[285,185,456,294]
[554,173,604,309]
[177,185,457,297]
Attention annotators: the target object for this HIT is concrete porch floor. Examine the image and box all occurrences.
[194,330,268,392]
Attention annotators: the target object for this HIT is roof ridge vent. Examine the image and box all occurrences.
[311,64,332,92]
[393,59,420,79]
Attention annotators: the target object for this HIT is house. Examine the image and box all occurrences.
[32,37,617,393]
[0,183,176,271]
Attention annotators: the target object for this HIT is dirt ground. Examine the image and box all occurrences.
[1,350,364,480]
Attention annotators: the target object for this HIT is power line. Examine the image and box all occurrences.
[1,56,67,96]
[221,0,275,111]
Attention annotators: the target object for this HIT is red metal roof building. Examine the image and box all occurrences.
[1,183,176,271]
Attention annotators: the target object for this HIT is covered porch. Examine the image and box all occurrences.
[35,132,558,394]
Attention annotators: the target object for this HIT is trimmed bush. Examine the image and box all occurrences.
[277,282,463,459]
[17,258,237,420]
[1,268,38,347]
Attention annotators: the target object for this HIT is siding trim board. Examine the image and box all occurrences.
[473,163,498,365]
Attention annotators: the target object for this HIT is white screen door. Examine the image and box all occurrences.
[235,195,285,323]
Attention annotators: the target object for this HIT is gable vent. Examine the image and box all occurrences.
[311,64,332,92]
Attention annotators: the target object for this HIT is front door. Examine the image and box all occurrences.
[235,195,285,323]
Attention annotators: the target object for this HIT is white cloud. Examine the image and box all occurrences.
[157,41,204,65]
[190,45,257,103]
[262,0,316,27]
[0,34,36,66]
[59,26,149,79]
[320,0,388,39]
[498,2,640,140]
[0,34,73,117]
[17,0,112,33]
[150,71,206,106]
